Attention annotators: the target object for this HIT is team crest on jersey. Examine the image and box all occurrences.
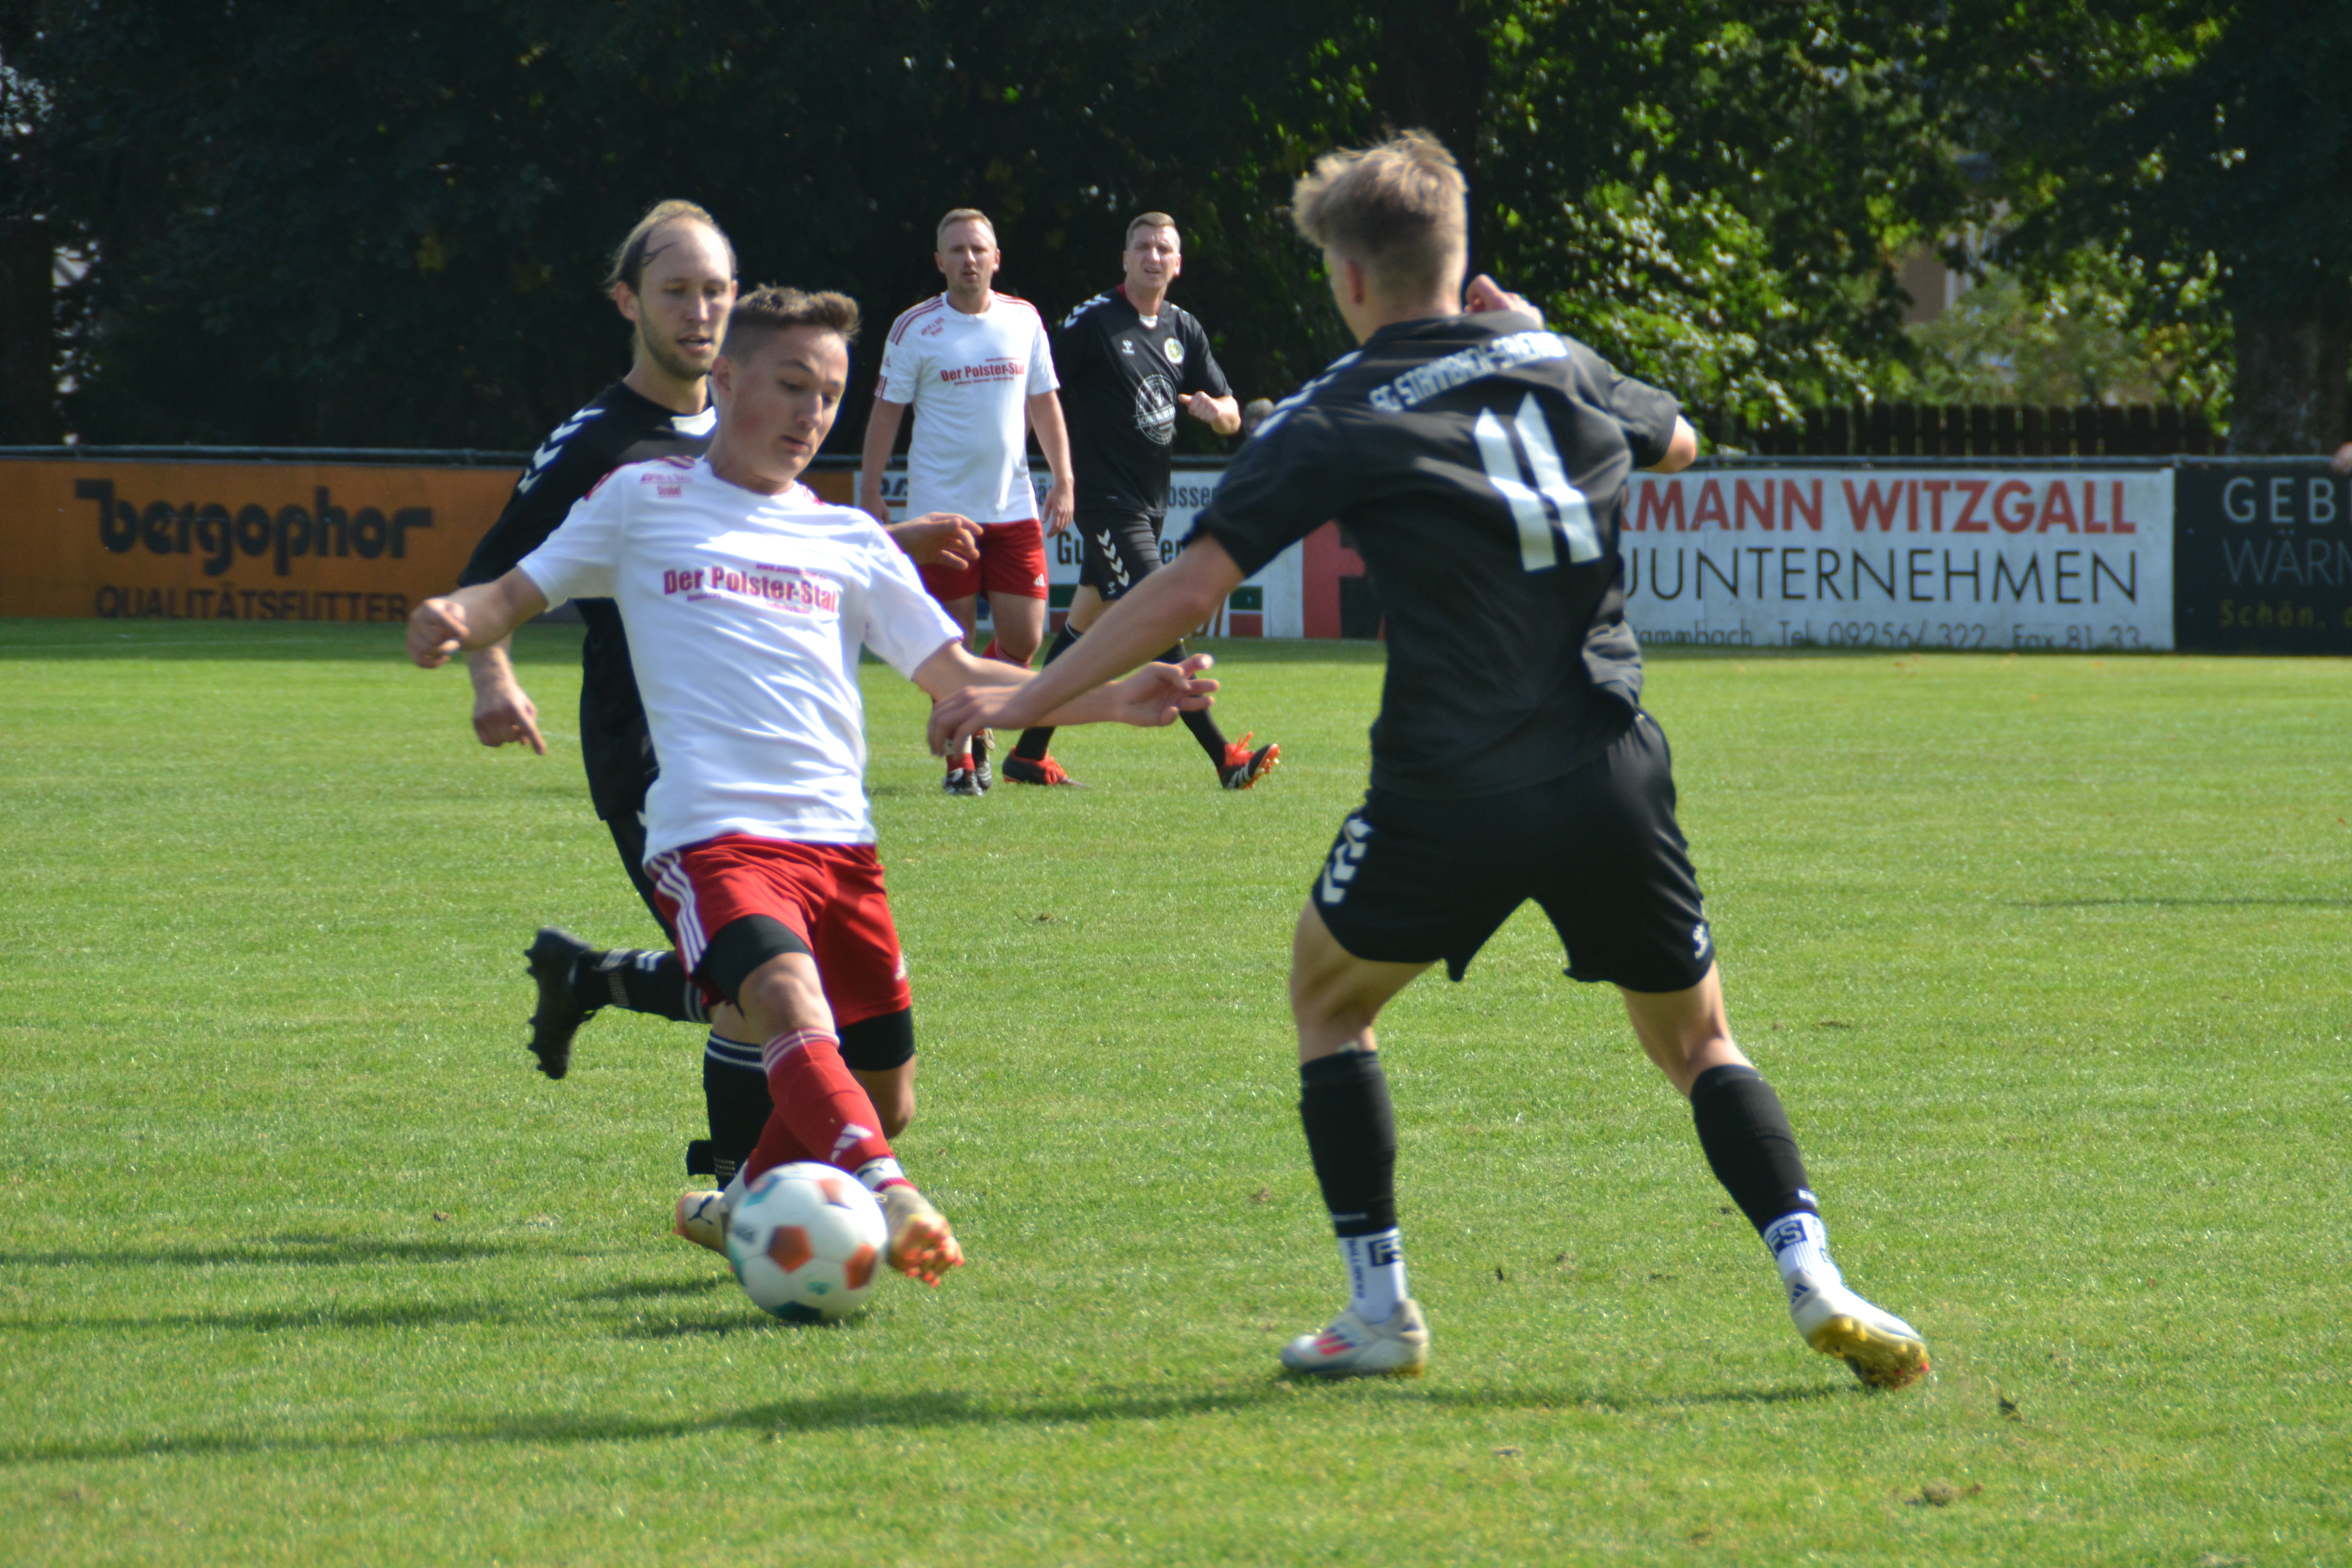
[1163,337,1184,364]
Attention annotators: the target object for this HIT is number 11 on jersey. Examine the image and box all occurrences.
[1473,393,1601,572]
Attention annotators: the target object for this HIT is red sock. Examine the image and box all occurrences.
[747,1028,898,1182]
[981,638,1027,668]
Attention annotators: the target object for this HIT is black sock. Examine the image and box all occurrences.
[577,948,707,1023]
[702,1052,774,1190]
[1149,639,1229,762]
[1689,1064,1819,1235]
[1015,624,1084,760]
[1298,1052,1399,1236]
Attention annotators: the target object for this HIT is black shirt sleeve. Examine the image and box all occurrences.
[459,413,621,587]
[1180,312,1232,401]
[1574,346,1681,471]
[1187,405,1355,577]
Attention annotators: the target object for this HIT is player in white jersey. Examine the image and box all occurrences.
[409,286,1215,1290]
[859,208,1077,794]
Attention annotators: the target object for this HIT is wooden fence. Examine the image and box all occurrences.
[1703,402,2218,458]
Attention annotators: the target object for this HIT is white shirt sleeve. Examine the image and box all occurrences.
[857,527,966,677]
[1025,308,1059,395]
[877,326,920,406]
[517,475,624,608]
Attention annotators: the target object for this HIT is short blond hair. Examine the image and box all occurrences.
[604,199,735,294]
[936,208,996,249]
[1125,211,1180,246]
[1289,131,1466,296]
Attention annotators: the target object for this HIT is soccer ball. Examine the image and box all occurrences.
[725,1161,888,1323]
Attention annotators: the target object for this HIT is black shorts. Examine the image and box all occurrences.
[1310,710,1714,992]
[601,800,678,945]
[1076,509,1167,602]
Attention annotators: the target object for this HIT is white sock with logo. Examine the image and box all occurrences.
[1763,1211,1840,1287]
[1339,1229,1408,1325]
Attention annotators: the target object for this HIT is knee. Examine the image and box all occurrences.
[738,963,829,1038]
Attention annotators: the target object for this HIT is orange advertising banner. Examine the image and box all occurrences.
[0,455,865,622]
[0,456,524,622]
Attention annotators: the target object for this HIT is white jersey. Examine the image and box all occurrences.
[518,456,963,855]
[877,291,1059,522]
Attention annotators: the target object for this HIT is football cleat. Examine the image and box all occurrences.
[673,1188,729,1255]
[1002,753,1086,788]
[1219,733,1281,791]
[971,729,994,792]
[878,1184,965,1287]
[1279,1298,1430,1379]
[1789,1273,1930,1391]
[942,754,985,796]
[524,926,600,1080]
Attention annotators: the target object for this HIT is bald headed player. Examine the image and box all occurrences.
[456,201,976,1239]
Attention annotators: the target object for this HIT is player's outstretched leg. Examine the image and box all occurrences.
[751,1026,963,1286]
[1281,1050,1428,1378]
[1688,1063,1929,1390]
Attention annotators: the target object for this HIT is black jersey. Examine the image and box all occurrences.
[1189,310,1681,800]
[461,381,717,820]
[1055,286,1232,515]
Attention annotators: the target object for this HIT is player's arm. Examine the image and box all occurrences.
[463,639,546,754]
[1027,390,1077,535]
[925,534,1242,752]
[858,397,909,526]
[911,636,1216,736]
[1464,272,1698,473]
[1180,391,1241,435]
[408,572,551,671]
[886,513,979,569]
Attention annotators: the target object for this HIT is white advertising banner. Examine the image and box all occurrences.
[863,462,1301,637]
[1621,468,2174,652]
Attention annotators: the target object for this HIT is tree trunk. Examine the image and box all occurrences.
[2227,279,2352,454]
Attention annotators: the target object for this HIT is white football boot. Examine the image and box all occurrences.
[1280,1298,1430,1379]
[1788,1272,1929,1390]
[673,1188,729,1256]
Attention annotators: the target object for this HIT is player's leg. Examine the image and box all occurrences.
[918,554,988,795]
[1277,796,1515,1379]
[673,839,961,1285]
[1550,714,1927,1390]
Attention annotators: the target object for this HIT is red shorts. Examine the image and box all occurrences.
[919,518,1048,602]
[645,835,911,1028]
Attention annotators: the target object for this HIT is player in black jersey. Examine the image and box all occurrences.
[933,134,1929,1390]
[1001,213,1278,790]
[456,200,978,1246]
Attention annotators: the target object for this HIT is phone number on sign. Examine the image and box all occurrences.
[1777,620,2148,650]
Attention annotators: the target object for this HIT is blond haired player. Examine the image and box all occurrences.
[933,134,1930,1389]
[414,286,1214,1286]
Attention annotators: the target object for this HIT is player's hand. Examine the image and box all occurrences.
[1180,391,1222,426]
[891,512,981,569]
[927,684,1013,755]
[472,679,547,754]
[1464,273,1542,324]
[2332,442,2352,477]
[1108,653,1218,728]
[1042,476,1076,537]
[408,597,471,670]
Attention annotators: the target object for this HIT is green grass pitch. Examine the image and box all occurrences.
[2,620,2346,1565]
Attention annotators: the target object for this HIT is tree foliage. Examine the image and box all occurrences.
[3,0,2145,450]
[1935,0,2352,449]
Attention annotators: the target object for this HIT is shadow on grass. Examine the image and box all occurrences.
[0,1373,1851,1468]
[0,1236,549,1271]
[2019,896,2352,910]
[573,1276,731,1304]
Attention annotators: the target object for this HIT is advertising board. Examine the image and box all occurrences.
[2173,462,2352,653]
[1,455,518,622]
[1619,468,2174,652]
